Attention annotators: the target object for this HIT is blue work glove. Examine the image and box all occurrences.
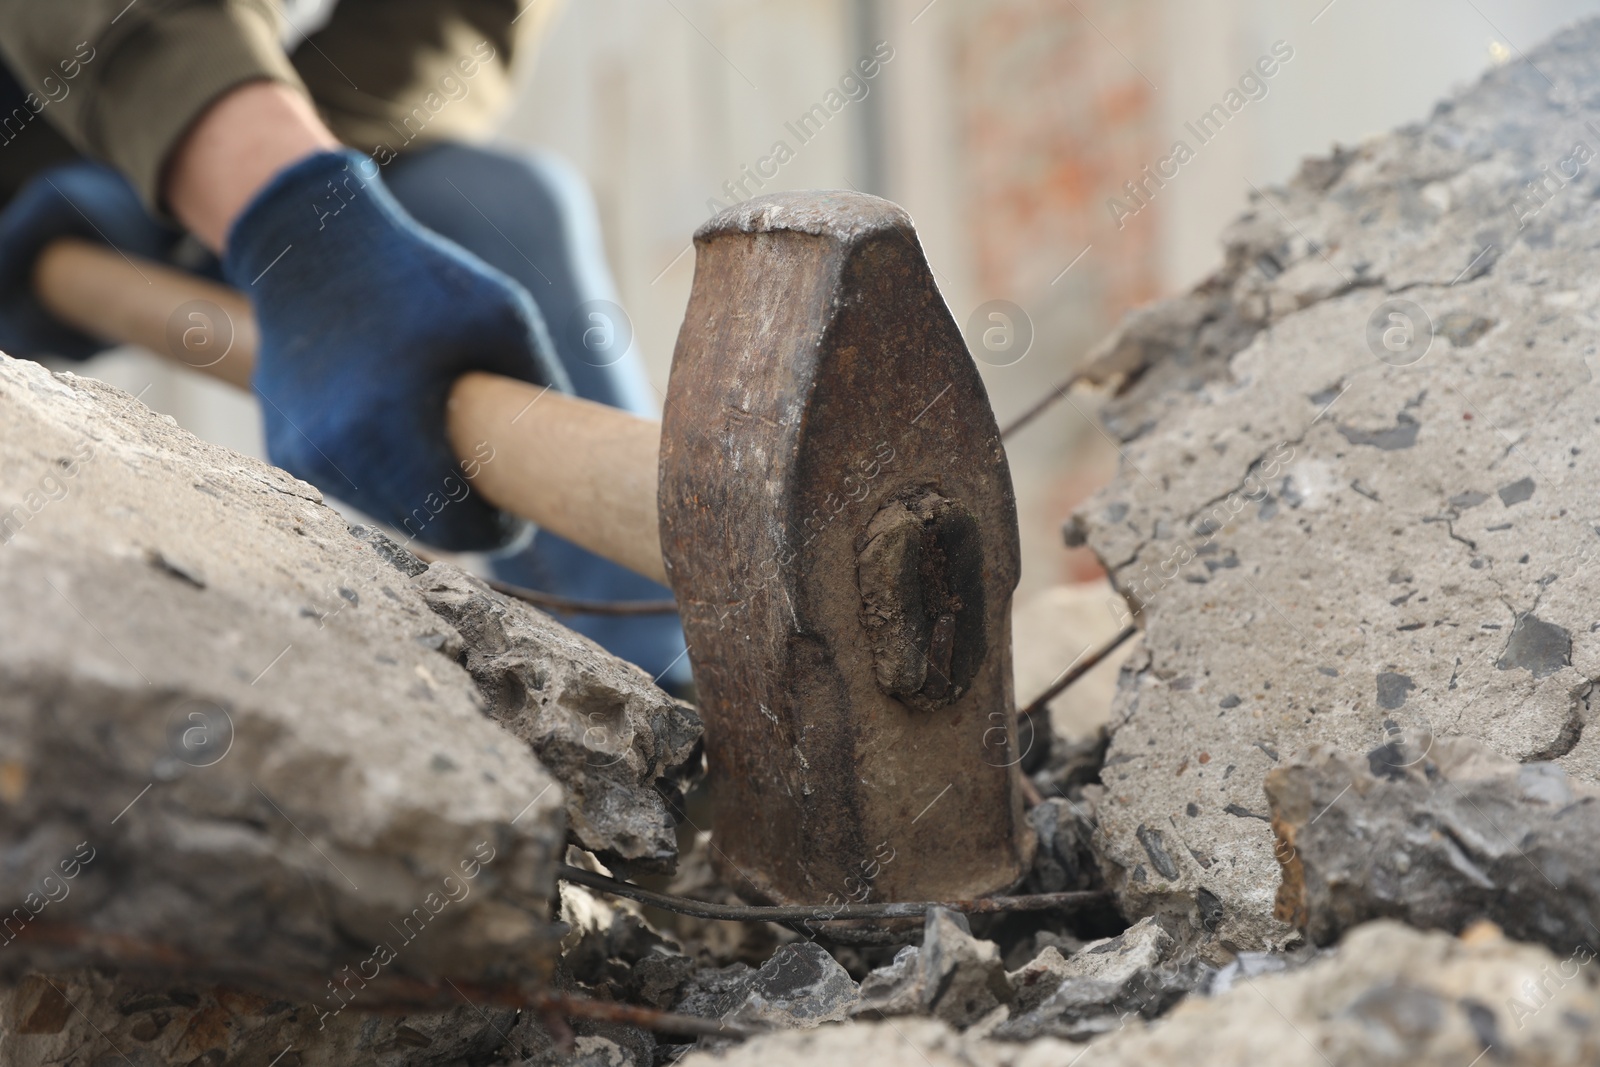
[223,149,569,552]
[0,161,180,360]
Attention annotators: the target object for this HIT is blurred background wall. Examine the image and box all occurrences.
[83,0,1600,598]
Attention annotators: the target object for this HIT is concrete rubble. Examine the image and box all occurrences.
[682,921,1600,1066]
[1066,16,1600,953]
[853,908,1011,1028]
[677,941,858,1033]
[995,916,1207,1041]
[557,881,696,1011]
[1020,795,1101,895]
[845,908,1207,1042]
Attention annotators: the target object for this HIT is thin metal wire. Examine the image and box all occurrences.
[998,369,1092,440]
[1018,623,1138,720]
[557,864,1108,923]
[481,575,678,616]
[407,545,678,615]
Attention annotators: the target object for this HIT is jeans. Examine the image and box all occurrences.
[381,142,688,689]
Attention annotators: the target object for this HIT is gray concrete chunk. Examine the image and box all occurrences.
[853,907,1011,1029]
[415,564,701,874]
[0,355,566,998]
[995,917,1205,1042]
[722,943,858,1029]
[1268,738,1600,953]
[1073,19,1600,950]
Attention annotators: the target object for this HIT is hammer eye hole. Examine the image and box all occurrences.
[856,488,987,710]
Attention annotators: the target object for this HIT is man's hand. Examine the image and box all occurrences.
[224,148,567,550]
[167,82,566,551]
[0,161,179,360]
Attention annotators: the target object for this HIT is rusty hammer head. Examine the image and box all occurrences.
[658,191,1032,907]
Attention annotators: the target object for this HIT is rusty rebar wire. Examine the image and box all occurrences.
[998,369,1092,440]
[480,575,678,616]
[1018,623,1138,720]
[528,990,751,1039]
[18,922,747,1039]
[557,864,1108,923]
[407,546,678,615]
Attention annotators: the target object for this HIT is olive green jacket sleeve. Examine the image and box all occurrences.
[293,0,558,163]
[0,0,558,210]
[0,1,301,208]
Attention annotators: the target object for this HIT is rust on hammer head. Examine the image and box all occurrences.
[658,190,1032,906]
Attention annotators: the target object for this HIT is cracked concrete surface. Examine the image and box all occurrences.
[1069,20,1600,951]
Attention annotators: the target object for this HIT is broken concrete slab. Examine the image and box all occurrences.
[683,921,1600,1066]
[996,917,1206,1042]
[1268,737,1600,955]
[854,907,1011,1029]
[719,942,858,1030]
[0,352,677,1003]
[1068,18,1600,951]
[676,941,858,1038]
[418,563,701,875]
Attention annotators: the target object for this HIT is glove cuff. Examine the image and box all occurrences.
[220,147,564,553]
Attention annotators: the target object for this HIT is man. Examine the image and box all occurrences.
[0,1,687,685]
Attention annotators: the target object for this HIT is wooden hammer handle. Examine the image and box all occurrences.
[33,238,666,584]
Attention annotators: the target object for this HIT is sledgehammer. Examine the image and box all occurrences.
[34,191,1033,906]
